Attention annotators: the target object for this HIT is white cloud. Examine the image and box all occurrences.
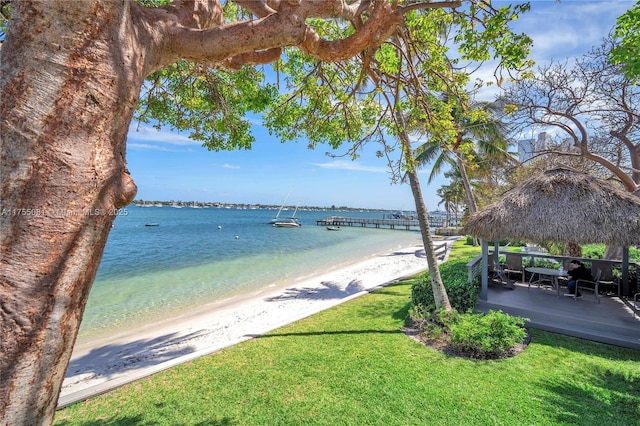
[515,0,633,63]
[128,143,193,152]
[312,160,387,173]
[474,1,634,101]
[127,123,201,147]
[222,163,240,169]
[247,116,264,126]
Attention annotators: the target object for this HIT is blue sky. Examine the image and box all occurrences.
[126,0,634,211]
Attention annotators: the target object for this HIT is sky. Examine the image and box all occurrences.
[125,0,634,211]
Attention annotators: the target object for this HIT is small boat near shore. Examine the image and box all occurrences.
[326,226,341,231]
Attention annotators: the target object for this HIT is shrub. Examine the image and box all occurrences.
[411,257,479,315]
[581,244,605,260]
[449,310,528,359]
[574,244,640,263]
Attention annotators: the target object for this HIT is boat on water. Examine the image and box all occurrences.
[145,223,159,227]
[326,226,341,231]
[272,198,301,228]
[269,187,293,224]
[273,207,301,228]
[272,218,301,228]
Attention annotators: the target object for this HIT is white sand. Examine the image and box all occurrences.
[58,238,454,408]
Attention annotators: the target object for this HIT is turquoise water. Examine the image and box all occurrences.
[79,206,421,341]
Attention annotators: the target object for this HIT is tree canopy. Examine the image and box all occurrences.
[124,0,534,161]
[503,35,640,193]
[611,0,640,81]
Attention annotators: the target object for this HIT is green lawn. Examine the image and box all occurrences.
[55,244,640,425]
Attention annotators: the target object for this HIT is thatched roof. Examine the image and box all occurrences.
[463,168,640,247]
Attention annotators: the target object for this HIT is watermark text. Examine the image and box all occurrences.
[1,207,129,218]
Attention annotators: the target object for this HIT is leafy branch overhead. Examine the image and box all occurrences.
[263,2,532,179]
[611,0,640,82]
[134,0,532,154]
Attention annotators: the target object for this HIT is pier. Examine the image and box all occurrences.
[316,215,447,231]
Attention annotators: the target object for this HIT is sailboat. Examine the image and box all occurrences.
[268,187,293,224]
[272,204,301,228]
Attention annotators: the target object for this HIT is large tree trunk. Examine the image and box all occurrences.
[1,2,140,423]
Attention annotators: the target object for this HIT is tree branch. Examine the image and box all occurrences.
[232,0,277,18]
[149,0,462,70]
[546,149,640,192]
[399,0,462,14]
[223,48,284,69]
[159,0,224,29]
[298,1,403,62]
[163,10,306,71]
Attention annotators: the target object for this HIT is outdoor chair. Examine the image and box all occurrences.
[591,261,621,297]
[491,262,515,290]
[501,253,524,281]
[573,269,602,303]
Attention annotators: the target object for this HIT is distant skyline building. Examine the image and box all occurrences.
[517,132,553,163]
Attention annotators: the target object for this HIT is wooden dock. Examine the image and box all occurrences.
[317,216,423,231]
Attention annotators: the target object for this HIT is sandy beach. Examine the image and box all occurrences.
[58,238,454,408]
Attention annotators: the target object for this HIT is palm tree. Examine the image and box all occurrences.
[436,179,464,226]
[414,95,516,217]
[436,187,454,227]
[396,112,452,312]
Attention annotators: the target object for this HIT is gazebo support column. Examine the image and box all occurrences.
[622,247,629,296]
[480,239,489,301]
[493,242,500,267]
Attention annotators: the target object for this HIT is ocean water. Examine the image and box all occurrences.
[78,206,422,342]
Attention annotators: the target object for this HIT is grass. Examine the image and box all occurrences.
[55,242,640,425]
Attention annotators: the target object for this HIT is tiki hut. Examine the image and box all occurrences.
[464,167,640,247]
[464,167,640,299]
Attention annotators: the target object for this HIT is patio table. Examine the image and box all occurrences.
[526,267,567,297]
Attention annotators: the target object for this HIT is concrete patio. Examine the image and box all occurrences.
[476,281,640,350]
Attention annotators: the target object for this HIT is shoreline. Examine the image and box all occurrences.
[59,238,454,408]
[76,228,426,342]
